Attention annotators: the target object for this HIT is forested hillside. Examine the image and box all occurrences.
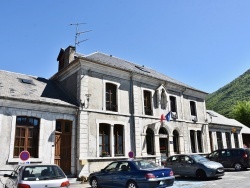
[206,69,250,118]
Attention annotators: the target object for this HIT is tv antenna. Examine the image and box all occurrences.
[69,22,91,50]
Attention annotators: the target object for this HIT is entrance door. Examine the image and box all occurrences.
[54,120,72,174]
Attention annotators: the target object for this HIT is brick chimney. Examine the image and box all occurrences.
[57,46,76,71]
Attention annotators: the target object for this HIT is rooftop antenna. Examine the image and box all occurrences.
[69,22,91,51]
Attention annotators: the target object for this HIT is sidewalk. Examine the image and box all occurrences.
[70,181,90,188]
[69,179,90,188]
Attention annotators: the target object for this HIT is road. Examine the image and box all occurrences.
[70,169,250,188]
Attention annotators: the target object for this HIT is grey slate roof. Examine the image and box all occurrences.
[207,110,243,127]
[79,52,206,93]
[0,70,78,107]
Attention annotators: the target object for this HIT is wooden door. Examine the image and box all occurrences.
[54,120,72,174]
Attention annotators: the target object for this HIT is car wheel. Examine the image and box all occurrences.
[234,163,243,171]
[126,181,138,188]
[90,177,99,188]
[196,169,206,180]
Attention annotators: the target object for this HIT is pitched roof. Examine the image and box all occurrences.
[79,52,206,93]
[206,110,243,127]
[0,70,78,107]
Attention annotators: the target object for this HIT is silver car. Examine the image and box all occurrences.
[4,164,70,188]
[165,154,224,179]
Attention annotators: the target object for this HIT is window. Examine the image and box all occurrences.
[14,116,40,158]
[170,96,177,112]
[197,131,202,152]
[99,124,110,156]
[234,133,239,148]
[225,132,232,148]
[106,83,117,112]
[190,130,196,153]
[144,90,152,115]
[190,101,197,116]
[173,130,179,154]
[216,132,223,149]
[160,89,167,110]
[159,127,168,154]
[146,128,154,155]
[114,125,123,156]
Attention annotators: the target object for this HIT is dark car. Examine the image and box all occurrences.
[206,148,250,171]
[165,154,224,179]
[89,159,175,188]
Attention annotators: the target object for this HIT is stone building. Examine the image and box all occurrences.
[53,46,209,176]
[0,46,246,178]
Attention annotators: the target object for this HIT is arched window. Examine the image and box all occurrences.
[160,89,167,110]
[173,130,179,154]
[146,128,154,155]
[159,127,168,154]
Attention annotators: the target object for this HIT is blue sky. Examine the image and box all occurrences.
[1,1,250,93]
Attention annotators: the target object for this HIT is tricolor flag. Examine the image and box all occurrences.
[165,111,171,121]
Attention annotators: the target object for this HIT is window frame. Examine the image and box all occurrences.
[105,83,118,112]
[14,116,40,158]
[143,90,153,116]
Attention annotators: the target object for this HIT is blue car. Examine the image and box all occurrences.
[89,159,175,188]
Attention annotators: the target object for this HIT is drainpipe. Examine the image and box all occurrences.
[130,73,136,154]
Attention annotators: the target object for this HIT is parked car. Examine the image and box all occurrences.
[4,164,70,188]
[206,148,250,171]
[89,159,175,188]
[165,154,224,179]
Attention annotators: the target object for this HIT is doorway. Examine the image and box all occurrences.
[54,120,72,174]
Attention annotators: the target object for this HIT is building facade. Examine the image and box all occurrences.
[0,46,247,178]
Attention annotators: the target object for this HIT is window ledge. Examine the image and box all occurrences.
[7,158,43,163]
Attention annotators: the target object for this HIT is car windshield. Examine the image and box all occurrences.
[22,165,66,181]
[191,155,209,162]
[133,160,159,169]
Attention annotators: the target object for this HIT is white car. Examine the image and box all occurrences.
[4,164,70,188]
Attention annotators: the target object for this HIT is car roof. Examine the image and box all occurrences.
[18,164,59,167]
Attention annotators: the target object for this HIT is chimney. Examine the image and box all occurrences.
[57,46,76,71]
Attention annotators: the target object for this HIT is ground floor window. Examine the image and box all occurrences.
[225,132,232,148]
[146,128,154,155]
[217,132,223,149]
[114,125,123,156]
[99,123,124,157]
[99,124,110,156]
[190,130,196,153]
[234,133,239,148]
[14,116,40,158]
[197,131,202,152]
[173,130,179,154]
[159,127,168,154]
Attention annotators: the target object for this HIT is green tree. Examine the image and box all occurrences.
[232,101,250,127]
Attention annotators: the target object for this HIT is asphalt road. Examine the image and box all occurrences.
[70,169,250,188]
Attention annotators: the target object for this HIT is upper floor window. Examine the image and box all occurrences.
[106,83,117,112]
[190,101,197,116]
[14,116,40,158]
[144,90,152,115]
[160,89,167,110]
[170,96,177,112]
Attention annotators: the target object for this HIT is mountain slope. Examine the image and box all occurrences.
[206,69,250,118]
